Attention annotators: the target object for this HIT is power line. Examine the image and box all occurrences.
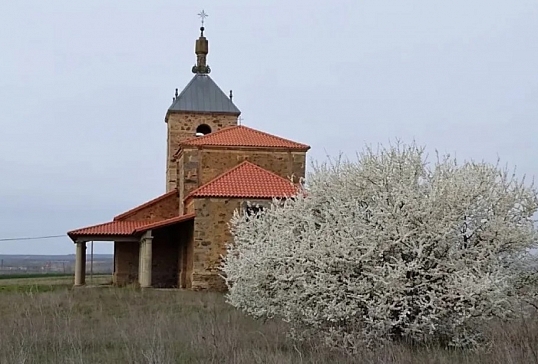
[0,235,65,242]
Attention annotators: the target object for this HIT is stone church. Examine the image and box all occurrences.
[67,25,310,290]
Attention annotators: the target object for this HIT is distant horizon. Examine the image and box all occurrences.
[0,253,113,257]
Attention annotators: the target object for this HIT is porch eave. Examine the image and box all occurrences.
[70,234,141,243]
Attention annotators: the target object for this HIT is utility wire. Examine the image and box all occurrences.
[0,235,65,242]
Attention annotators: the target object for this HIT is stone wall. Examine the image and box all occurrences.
[114,191,179,222]
[200,149,306,185]
[114,242,139,286]
[185,199,195,215]
[179,148,200,212]
[166,112,238,191]
[178,148,307,207]
[178,220,194,289]
[177,154,185,215]
[190,197,264,291]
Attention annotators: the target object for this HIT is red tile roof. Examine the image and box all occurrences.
[68,220,150,237]
[114,190,178,221]
[179,126,310,151]
[186,161,300,199]
[67,214,195,239]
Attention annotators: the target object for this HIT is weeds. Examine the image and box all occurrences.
[0,288,536,363]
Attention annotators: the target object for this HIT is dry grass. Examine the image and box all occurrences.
[0,286,537,363]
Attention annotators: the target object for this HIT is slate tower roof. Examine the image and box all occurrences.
[168,74,240,114]
[168,26,240,115]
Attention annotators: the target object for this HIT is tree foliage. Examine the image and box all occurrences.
[222,143,538,349]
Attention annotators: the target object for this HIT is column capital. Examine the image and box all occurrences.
[140,230,153,241]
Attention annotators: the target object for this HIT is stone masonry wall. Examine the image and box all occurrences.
[115,191,179,222]
[178,220,194,289]
[185,199,195,215]
[178,149,307,209]
[179,148,200,212]
[177,154,185,215]
[200,149,306,186]
[114,242,139,286]
[166,112,238,192]
[190,197,268,291]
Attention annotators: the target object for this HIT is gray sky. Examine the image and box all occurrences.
[1,1,537,254]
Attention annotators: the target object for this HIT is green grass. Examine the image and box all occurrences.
[0,272,75,280]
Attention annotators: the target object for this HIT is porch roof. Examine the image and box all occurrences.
[67,214,195,242]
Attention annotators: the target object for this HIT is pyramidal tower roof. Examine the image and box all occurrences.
[168,22,241,115]
[169,74,240,114]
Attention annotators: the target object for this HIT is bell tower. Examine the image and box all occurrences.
[164,15,240,192]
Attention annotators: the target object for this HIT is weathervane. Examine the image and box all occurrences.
[198,10,208,27]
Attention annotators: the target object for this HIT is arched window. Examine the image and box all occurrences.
[195,124,211,137]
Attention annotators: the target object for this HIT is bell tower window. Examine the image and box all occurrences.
[195,124,212,137]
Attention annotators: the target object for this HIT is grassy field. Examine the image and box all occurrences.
[0,278,537,363]
[0,272,75,280]
[0,274,111,293]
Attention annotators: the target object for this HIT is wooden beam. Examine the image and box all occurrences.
[74,236,139,243]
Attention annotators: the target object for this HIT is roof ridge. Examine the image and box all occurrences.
[114,189,178,221]
[179,125,239,146]
[185,161,297,200]
[185,160,251,200]
[238,159,297,183]
[179,125,310,150]
[236,125,310,148]
[168,74,241,115]
[176,75,198,99]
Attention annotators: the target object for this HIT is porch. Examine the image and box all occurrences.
[67,215,195,289]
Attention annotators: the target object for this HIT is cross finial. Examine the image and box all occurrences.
[198,10,208,27]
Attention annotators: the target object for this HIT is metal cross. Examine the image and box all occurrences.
[198,10,208,26]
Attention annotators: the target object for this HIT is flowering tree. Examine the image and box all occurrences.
[221,143,538,349]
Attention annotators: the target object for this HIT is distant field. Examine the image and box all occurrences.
[0,274,111,293]
[0,272,74,280]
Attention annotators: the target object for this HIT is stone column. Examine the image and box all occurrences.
[138,231,153,288]
[74,241,86,286]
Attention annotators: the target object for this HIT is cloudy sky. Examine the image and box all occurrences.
[1,1,537,254]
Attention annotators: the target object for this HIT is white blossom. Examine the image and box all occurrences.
[221,142,538,349]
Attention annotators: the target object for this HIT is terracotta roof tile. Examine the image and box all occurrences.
[179,126,310,150]
[68,221,150,237]
[114,190,178,221]
[67,214,196,239]
[186,161,300,199]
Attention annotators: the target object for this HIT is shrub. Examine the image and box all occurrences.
[222,142,538,350]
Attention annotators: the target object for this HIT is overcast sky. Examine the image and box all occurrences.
[1,1,537,254]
